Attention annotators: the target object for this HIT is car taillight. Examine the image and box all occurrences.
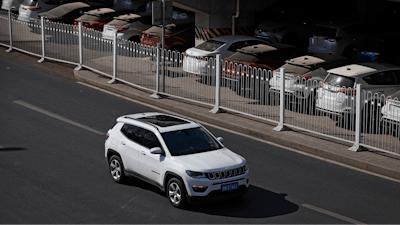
[338,88,356,95]
[116,26,128,32]
[28,6,41,11]
[106,133,110,140]
[165,35,170,39]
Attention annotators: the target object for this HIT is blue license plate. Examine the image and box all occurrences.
[221,182,238,192]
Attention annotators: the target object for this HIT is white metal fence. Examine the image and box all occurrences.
[1,10,399,156]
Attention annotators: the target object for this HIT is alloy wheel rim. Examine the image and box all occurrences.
[110,159,121,180]
[169,182,181,205]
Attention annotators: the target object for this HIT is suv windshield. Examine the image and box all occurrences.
[324,73,355,87]
[195,40,224,51]
[161,127,222,156]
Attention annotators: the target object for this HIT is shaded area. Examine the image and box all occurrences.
[187,185,298,219]
[0,147,26,151]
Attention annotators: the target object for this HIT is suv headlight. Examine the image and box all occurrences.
[186,170,206,178]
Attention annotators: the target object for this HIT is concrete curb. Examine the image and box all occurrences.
[74,69,400,181]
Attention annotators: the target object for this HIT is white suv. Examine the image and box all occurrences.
[104,112,249,208]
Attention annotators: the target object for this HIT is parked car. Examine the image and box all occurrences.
[105,112,249,208]
[18,0,80,22]
[38,1,110,24]
[74,7,134,31]
[381,90,400,137]
[316,63,400,128]
[1,0,23,12]
[254,6,331,47]
[183,35,269,77]
[223,43,306,96]
[102,4,152,42]
[140,11,195,52]
[308,19,399,58]
[355,37,400,65]
[269,53,353,109]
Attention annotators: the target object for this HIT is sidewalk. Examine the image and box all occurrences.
[74,69,400,182]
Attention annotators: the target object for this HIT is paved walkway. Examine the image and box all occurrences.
[74,69,400,182]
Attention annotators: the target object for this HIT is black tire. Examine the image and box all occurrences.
[167,178,188,208]
[108,155,127,183]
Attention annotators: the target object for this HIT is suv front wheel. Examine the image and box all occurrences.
[109,155,127,183]
[167,178,188,208]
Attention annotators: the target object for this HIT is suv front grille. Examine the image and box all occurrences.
[206,165,247,180]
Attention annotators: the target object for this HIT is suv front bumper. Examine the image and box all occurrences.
[187,184,249,204]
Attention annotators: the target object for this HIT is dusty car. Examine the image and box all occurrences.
[74,7,134,31]
[222,43,306,97]
[381,90,400,137]
[316,63,400,130]
[38,1,110,24]
[1,0,24,12]
[355,37,400,65]
[308,19,399,58]
[183,35,269,78]
[17,0,82,22]
[140,11,195,52]
[102,3,151,43]
[269,53,353,110]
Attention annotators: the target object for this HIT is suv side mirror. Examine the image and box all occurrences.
[150,147,164,154]
[217,137,224,143]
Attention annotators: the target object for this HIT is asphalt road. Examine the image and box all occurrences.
[1,49,400,224]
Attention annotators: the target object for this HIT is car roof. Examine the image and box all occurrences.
[327,64,376,77]
[116,112,200,133]
[286,53,350,67]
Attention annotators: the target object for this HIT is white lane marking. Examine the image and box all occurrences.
[77,82,400,183]
[14,100,105,135]
[303,203,366,225]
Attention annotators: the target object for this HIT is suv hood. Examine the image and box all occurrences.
[172,149,245,172]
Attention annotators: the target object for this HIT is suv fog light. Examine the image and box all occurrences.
[192,185,208,192]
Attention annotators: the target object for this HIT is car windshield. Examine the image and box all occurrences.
[314,25,337,37]
[195,40,225,52]
[280,63,310,75]
[161,127,222,156]
[324,73,355,87]
[23,0,37,6]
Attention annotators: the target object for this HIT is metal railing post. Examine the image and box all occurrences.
[349,84,363,152]
[74,21,83,71]
[211,54,222,113]
[273,67,287,131]
[6,9,13,52]
[150,44,162,99]
[108,30,117,84]
[38,16,46,63]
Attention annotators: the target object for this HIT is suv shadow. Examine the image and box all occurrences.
[122,177,298,218]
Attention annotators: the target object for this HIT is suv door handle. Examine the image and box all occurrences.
[141,151,146,155]
[120,141,125,145]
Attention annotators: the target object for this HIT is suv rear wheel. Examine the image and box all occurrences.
[167,178,188,208]
[109,155,127,183]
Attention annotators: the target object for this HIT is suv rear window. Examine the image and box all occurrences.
[314,26,337,37]
[324,73,355,87]
[195,40,225,51]
[23,0,37,6]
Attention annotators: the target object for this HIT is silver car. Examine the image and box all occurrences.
[183,35,268,77]
[1,0,23,12]
[18,0,60,22]
[269,53,353,104]
[316,63,400,119]
[381,90,400,136]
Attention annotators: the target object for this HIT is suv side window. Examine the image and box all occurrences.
[121,124,144,144]
[143,130,162,149]
[363,71,398,85]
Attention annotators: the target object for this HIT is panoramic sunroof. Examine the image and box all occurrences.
[137,115,189,127]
